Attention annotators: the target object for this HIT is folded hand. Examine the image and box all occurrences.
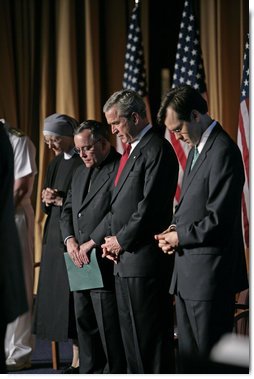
[101,236,122,264]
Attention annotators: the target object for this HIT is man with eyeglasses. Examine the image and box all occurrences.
[155,85,248,372]
[60,120,126,374]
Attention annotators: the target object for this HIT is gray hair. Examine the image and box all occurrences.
[103,89,146,119]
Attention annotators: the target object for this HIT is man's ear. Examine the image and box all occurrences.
[129,112,138,124]
[191,110,200,121]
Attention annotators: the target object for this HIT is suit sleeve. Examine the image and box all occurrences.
[90,212,113,245]
[60,187,75,241]
[116,143,178,251]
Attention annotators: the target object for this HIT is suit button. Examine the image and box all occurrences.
[79,230,82,234]
[78,213,82,218]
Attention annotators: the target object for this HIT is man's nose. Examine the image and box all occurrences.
[111,125,117,134]
[175,133,183,141]
[80,150,87,157]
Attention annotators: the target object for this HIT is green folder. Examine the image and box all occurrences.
[64,248,103,291]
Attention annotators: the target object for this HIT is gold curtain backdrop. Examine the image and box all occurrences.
[200,0,248,140]
[0,0,249,290]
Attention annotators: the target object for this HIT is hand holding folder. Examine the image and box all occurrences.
[64,248,103,291]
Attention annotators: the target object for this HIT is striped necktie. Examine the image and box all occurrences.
[191,146,199,170]
[114,144,131,186]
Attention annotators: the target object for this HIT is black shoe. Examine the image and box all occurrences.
[62,366,79,374]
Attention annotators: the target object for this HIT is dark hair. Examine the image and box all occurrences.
[157,85,208,124]
[75,120,109,141]
[103,89,146,119]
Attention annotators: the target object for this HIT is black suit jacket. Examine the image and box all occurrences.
[170,123,248,300]
[91,129,179,278]
[60,147,121,288]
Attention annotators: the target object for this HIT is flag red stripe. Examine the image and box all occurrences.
[167,132,187,171]
[237,35,249,251]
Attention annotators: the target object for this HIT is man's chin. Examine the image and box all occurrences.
[83,161,92,167]
[119,137,127,144]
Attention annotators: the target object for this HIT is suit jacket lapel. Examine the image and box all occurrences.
[178,123,222,205]
[77,167,91,208]
[111,130,154,202]
[82,166,112,208]
[181,148,193,193]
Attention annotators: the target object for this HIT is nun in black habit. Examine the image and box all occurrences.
[33,113,82,373]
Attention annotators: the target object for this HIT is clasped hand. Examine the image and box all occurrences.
[42,187,63,207]
[154,229,179,255]
[101,236,122,264]
[66,238,95,267]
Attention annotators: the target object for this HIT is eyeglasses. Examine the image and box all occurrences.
[74,139,101,154]
[44,137,62,145]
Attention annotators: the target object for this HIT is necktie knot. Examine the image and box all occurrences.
[125,143,131,156]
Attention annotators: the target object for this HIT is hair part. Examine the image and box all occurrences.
[157,85,208,125]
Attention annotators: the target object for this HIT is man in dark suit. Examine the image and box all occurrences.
[155,85,248,372]
[90,90,179,373]
[60,120,126,374]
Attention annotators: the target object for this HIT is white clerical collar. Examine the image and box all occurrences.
[64,148,76,160]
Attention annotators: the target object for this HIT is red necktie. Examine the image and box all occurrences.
[114,144,131,186]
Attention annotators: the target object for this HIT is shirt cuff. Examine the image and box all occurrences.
[64,235,74,245]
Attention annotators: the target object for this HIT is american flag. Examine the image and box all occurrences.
[165,0,207,203]
[120,0,151,153]
[237,34,249,249]
[123,1,148,97]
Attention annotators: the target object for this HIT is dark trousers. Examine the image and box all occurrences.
[175,291,235,372]
[115,276,175,374]
[74,289,126,374]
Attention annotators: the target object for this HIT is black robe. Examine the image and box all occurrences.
[33,152,82,341]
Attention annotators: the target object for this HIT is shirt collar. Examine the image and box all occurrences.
[196,120,217,154]
[130,124,152,153]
